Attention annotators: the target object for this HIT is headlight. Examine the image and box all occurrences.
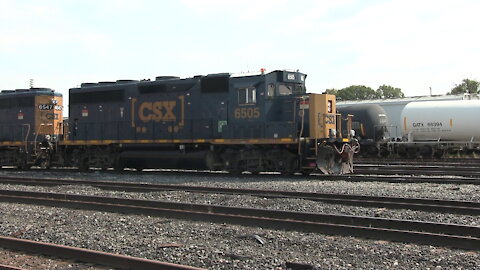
[329,129,337,138]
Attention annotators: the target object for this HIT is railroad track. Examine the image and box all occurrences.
[0,189,478,250]
[0,176,479,215]
[354,164,480,177]
[2,169,480,185]
[2,164,480,178]
[0,236,203,270]
[356,158,480,167]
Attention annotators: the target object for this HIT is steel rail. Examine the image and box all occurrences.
[354,164,480,177]
[356,158,480,166]
[0,189,478,250]
[1,167,480,183]
[356,164,480,171]
[0,236,204,270]
[1,172,480,185]
[333,175,479,184]
[0,176,478,215]
[0,265,27,270]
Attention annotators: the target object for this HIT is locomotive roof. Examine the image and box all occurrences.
[74,70,305,90]
[0,88,61,98]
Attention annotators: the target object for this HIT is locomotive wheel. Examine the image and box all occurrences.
[229,161,243,175]
[40,160,51,170]
[15,152,29,170]
[113,162,124,172]
[78,159,89,171]
[225,158,245,175]
[16,160,30,170]
[299,168,314,175]
[281,158,298,175]
[113,155,124,172]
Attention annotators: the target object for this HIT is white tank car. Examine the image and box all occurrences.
[401,100,480,142]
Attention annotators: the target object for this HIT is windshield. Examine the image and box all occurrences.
[278,84,292,95]
[277,83,305,96]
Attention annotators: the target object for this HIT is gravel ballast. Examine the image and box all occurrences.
[0,203,478,270]
[0,170,478,269]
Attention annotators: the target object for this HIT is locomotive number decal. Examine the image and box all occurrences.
[131,95,185,133]
[234,107,260,119]
[38,104,63,111]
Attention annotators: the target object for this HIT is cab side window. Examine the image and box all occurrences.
[267,83,275,97]
[238,87,256,105]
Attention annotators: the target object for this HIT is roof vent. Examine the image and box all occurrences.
[116,80,138,84]
[155,76,180,81]
[29,87,51,91]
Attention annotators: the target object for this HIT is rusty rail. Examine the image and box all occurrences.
[0,236,205,270]
[0,264,28,270]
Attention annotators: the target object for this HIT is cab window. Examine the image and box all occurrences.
[267,83,275,97]
[238,87,256,105]
[278,84,293,96]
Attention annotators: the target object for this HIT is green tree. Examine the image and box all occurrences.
[375,84,405,99]
[325,88,338,95]
[448,79,480,95]
[333,85,376,101]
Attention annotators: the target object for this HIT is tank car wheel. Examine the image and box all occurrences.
[433,148,445,158]
[406,147,418,159]
[419,145,433,158]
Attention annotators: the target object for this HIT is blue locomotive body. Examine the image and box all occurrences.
[65,70,355,174]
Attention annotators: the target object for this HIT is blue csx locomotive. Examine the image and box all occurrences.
[0,70,357,174]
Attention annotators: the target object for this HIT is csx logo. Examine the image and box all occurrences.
[139,101,176,122]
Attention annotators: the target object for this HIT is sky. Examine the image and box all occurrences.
[1,0,479,106]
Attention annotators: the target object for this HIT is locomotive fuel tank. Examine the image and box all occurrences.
[401,100,480,142]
